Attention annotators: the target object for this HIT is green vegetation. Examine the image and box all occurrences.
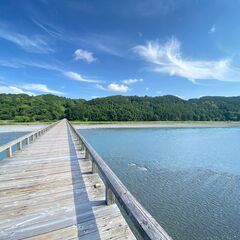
[1,94,240,122]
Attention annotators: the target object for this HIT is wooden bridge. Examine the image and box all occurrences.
[0,119,172,240]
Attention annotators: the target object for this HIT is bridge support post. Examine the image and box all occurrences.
[106,185,115,205]
[6,146,12,158]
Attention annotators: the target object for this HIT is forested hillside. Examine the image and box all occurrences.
[1,94,240,122]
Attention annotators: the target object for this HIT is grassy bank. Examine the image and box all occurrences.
[0,120,52,125]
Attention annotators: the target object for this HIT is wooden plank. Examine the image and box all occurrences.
[25,225,78,240]
[0,119,136,240]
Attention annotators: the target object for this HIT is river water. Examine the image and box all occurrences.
[78,127,240,240]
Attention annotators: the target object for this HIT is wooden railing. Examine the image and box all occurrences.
[67,120,173,240]
[0,121,59,159]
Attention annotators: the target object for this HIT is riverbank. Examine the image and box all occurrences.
[1,121,240,132]
[71,120,240,129]
[0,124,45,132]
[74,121,240,129]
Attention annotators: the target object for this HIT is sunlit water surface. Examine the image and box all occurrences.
[78,127,240,240]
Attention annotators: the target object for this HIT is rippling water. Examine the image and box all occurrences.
[78,128,240,240]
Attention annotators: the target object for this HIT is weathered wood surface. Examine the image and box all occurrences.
[0,119,136,240]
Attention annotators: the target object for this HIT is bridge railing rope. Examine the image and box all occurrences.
[67,120,173,240]
[0,120,60,159]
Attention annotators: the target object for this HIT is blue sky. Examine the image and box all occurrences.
[0,0,240,99]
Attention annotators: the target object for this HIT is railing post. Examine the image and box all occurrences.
[18,141,23,150]
[106,184,115,205]
[26,137,30,145]
[85,149,89,160]
[79,140,84,151]
[92,161,97,173]
[6,146,12,158]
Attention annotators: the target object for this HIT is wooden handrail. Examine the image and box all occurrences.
[0,120,60,158]
[67,120,173,240]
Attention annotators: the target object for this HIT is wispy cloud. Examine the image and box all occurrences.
[31,18,63,39]
[135,0,176,17]
[209,24,216,34]
[0,27,53,54]
[22,84,64,95]
[0,59,24,68]
[107,83,129,92]
[64,71,100,83]
[32,18,124,57]
[133,37,240,82]
[74,49,96,63]
[122,78,143,85]
[96,84,106,90]
[0,86,35,95]
[0,58,99,85]
[79,33,125,57]
[0,59,61,71]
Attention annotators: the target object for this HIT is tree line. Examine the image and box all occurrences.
[1,93,240,122]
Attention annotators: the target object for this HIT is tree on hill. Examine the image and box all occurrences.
[1,93,240,122]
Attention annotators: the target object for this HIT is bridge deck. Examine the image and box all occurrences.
[0,120,135,240]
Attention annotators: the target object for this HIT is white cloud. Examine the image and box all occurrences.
[122,78,143,85]
[22,84,63,95]
[0,86,35,95]
[133,37,240,82]
[96,84,105,90]
[74,49,96,63]
[64,71,100,83]
[107,83,129,93]
[0,28,53,53]
[209,25,216,34]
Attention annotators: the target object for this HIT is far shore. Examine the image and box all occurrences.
[74,121,240,129]
[1,121,240,132]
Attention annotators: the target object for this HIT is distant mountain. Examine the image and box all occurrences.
[1,94,240,121]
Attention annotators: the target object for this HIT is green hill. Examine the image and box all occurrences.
[1,94,240,122]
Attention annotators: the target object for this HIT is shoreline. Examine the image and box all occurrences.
[0,124,45,133]
[74,122,240,129]
[1,121,240,132]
